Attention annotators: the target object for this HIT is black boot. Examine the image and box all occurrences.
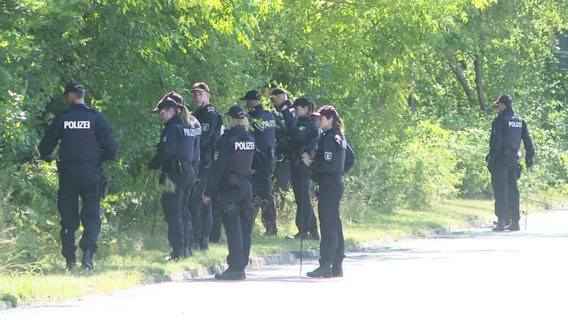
[199,236,209,250]
[65,256,76,271]
[332,261,343,277]
[215,268,245,280]
[507,221,521,231]
[492,218,506,232]
[307,260,332,278]
[81,250,94,270]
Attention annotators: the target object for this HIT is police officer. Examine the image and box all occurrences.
[154,92,201,257]
[281,97,320,240]
[487,94,535,232]
[270,88,292,197]
[302,105,348,278]
[202,105,255,280]
[148,97,196,260]
[188,82,222,249]
[242,89,278,236]
[39,82,117,270]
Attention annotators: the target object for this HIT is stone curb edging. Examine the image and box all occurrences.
[163,217,494,281]
[0,217,493,310]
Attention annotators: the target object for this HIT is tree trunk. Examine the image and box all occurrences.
[474,54,489,113]
[446,50,476,106]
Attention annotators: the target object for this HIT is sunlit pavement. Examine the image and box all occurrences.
[2,209,567,320]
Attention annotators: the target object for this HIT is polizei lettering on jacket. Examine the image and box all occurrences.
[63,120,91,129]
[234,141,255,150]
[508,121,522,128]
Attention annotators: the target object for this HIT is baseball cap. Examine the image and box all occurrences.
[494,94,512,105]
[312,105,339,118]
[152,97,178,113]
[63,82,85,95]
[191,82,211,94]
[241,90,261,101]
[226,105,246,119]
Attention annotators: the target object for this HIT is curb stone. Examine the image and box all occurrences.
[0,217,494,310]
[0,300,13,311]
[166,217,494,281]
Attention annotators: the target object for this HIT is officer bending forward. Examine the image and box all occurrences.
[39,82,117,270]
[148,97,196,260]
[203,105,255,280]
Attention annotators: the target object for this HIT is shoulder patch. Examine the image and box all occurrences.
[324,151,333,161]
[202,123,210,132]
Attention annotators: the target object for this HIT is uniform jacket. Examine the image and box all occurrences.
[39,103,117,162]
[204,126,255,198]
[489,107,535,164]
[193,103,222,164]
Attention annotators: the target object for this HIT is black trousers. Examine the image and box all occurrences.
[273,157,291,193]
[57,162,102,259]
[252,163,277,233]
[316,177,345,266]
[491,160,520,224]
[290,162,318,235]
[217,180,254,271]
[189,163,212,244]
[162,170,193,257]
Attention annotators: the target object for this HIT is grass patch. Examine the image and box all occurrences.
[0,195,564,307]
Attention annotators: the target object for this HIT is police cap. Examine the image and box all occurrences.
[191,82,211,94]
[312,105,339,118]
[240,90,261,101]
[152,97,178,113]
[227,105,246,119]
[494,94,513,106]
[63,82,85,95]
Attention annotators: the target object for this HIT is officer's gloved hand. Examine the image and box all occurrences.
[525,158,533,169]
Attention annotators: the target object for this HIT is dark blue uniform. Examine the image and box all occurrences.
[310,126,347,275]
[39,103,117,267]
[488,107,534,230]
[204,125,255,279]
[273,99,293,194]
[148,114,197,259]
[248,104,278,235]
[281,107,320,239]
[189,103,222,249]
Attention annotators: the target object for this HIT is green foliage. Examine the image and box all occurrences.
[1,0,568,274]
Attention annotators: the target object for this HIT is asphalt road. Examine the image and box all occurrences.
[2,209,567,320]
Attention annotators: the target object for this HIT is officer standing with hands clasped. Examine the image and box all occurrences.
[188,82,222,250]
[242,89,279,236]
[302,105,354,278]
[148,97,196,260]
[281,97,320,240]
[202,105,256,280]
[39,82,117,270]
[487,94,535,232]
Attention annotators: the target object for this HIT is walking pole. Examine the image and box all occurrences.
[524,167,530,231]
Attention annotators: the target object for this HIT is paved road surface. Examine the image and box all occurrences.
[2,209,567,320]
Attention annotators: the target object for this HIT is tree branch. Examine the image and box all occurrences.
[446,50,476,106]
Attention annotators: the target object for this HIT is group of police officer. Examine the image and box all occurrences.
[39,79,533,279]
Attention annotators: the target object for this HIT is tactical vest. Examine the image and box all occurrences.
[59,108,101,161]
[173,122,196,161]
[250,106,277,152]
[226,128,255,177]
[502,114,523,152]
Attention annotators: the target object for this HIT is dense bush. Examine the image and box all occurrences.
[1,0,567,272]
